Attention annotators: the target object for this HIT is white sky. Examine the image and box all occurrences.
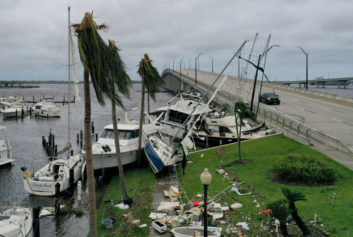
[1,0,353,82]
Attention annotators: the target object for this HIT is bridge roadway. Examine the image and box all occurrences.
[175,69,353,169]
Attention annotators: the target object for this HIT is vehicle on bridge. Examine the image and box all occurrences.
[259,92,280,105]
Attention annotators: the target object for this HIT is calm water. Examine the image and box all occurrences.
[0,83,173,237]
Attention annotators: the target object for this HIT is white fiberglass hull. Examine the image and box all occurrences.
[23,155,83,196]
[171,226,222,237]
[0,139,14,167]
[92,149,138,170]
[3,108,30,119]
[0,207,32,237]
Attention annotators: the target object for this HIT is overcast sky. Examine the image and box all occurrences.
[1,0,353,82]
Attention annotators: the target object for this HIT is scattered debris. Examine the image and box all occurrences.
[236,222,250,231]
[157,201,180,212]
[152,220,168,233]
[149,212,167,220]
[115,203,129,209]
[230,203,243,210]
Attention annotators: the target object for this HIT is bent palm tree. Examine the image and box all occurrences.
[73,12,109,237]
[107,40,132,204]
[267,200,290,236]
[137,54,163,165]
[234,101,255,162]
[282,188,311,236]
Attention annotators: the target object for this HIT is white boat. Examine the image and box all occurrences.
[193,111,266,147]
[91,123,140,171]
[2,103,30,119]
[0,138,14,167]
[32,99,60,117]
[151,220,167,233]
[144,42,248,174]
[171,226,222,237]
[0,206,32,237]
[0,101,12,113]
[23,154,84,196]
[143,93,210,174]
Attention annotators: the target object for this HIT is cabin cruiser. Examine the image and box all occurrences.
[0,206,32,237]
[32,99,60,117]
[91,123,140,172]
[2,103,31,119]
[193,111,266,147]
[23,154,84,196]
[143,93,211,174]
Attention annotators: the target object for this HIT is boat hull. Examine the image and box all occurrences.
[144,141,165,174]
[23,155,83,196]
[0,207,32,237]
[3,109,30,119]
[92,149,138,171]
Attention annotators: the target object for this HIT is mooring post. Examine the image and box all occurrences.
[32,206,41,237]
[91,121,95,134]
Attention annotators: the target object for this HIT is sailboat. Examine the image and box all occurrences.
[144,41,248,173]
[0,206,33,237]
[23,6,84,196]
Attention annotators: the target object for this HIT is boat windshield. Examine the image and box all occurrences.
[167,110,189,124]
[101,129,139,140]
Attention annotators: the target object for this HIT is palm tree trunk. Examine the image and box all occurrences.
[111,83,131,203]
[147,92,150,115]
[290,202,311,236]
[137,76,145,165]
[280,221,288,237]
[83,69,97,237]
[235,116,242,162]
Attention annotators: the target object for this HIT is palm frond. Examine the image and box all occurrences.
[73,12,108,105]
[282,188,307,202]
[138,53,164,101]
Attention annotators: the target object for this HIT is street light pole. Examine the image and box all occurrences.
[172,59,175,71]
[297,46,309,90]
[195,53,202,86]
[179,57,185,76]
[201,168,212,237]
[250,54,262,112]
[208,55,214,73]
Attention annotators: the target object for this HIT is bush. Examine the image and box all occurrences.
[273,155,337,185]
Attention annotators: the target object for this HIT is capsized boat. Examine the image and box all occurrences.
[143,93,210,174]
[32,99,60,117]
[91,123,140,172]
[23,154,84,196]
[0,138,14,167]
[0,206,32,237]
[171,226,222,237]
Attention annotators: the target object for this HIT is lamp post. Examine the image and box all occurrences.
[200,168,212,237]
[297,46,309,90]
[207,55,214,73]
[172,59,175,71]
[179,56,185,76]
[195,53,202,86]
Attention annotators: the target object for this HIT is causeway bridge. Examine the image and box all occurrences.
[162,69,353,170]
[274,77,353,88]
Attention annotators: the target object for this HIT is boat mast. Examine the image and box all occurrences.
[67,6,71,154]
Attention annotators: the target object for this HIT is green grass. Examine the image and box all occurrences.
[96,168,155,237]
[178,135,353,236]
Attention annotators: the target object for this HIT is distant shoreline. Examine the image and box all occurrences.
[0,80,142,84]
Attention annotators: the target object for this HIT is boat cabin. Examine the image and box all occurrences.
[100,124,139,140]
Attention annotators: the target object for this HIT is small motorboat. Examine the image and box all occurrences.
[171,226,222,237]
[32,99,60,117]
[0,206,32,237]
[2,103,31,119]
[23,154,84,196]
[0,138,14,167]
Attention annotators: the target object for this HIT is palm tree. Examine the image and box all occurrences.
[107,40,132,205]
[267,200,290,236]
[282,188,311,236]
[137,54,163,165]
[73,12,109,237]
[233,101,255,162]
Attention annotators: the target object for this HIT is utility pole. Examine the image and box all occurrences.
[250,55,262,112]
